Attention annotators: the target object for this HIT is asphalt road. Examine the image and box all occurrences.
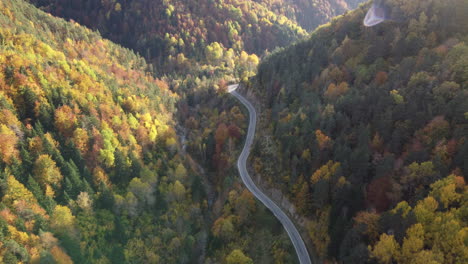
[228,84,312,264]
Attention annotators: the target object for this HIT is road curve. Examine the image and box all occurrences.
[228,84,312,264]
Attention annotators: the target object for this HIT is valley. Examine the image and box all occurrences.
[0,0,466,263]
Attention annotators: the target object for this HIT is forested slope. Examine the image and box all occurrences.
[0,1,301,263]
[29,0,304,71]
[28,0,364,75]
[0,0,208,262]
[248,0,468,262]
[257,0,361,32]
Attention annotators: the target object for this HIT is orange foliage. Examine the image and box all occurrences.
[50,245,73,264]
[218,79,228,93]
[324,81,349,99]
[315,129,331,150]
[54,105,78,137]
[329,66,345,83]
[136,125,150,147]
[155,79,169,91]
[99,103,118,124]
[418,116,450,145]
[454,176,465,190]
[434,44,448,56]
[0,124,19,163]
[13,200,47,219]
[29,136,44,155]
[93,166,110,187]
[0,208,17,224]
[0,109,21,127]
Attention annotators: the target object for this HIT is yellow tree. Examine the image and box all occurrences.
[308,208,331,258]
[174,163,187,180]
[310,161,340,184]
[205,42,224,65]
[33,154,63,190]
[72,128,89,154]
[370,234,400,264]
[225,249,253,264]
[3,175,37,205]
[400,224,425,263]
[50,205,75,233]
[429,175,462,209]
[173,180,186,201]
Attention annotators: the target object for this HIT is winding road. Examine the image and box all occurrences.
[228,84,312,264]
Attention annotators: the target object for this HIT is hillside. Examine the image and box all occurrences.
[0,0,301,263]
[29,0,303,70]
[248,0,468,262]
[4,0,466,263]
[28,0,365,75]
[257,0,360,32]
[0,0,204,262]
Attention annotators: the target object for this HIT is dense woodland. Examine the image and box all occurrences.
[249,0,468,262]
[28,0,363,76]
[254,0,359,32]
[1,0,466,263]
[0,0,204,262]
[29,0,304,74]
[0,0,308,263]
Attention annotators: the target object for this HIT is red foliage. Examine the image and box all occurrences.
[374,71,388,85]
[215,123,229,147]
[366,177,392,213]
[228,124,241,139]
[86,127,103,167]
[446,139,457,156]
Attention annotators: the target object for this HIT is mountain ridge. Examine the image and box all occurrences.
[247,0,468,262]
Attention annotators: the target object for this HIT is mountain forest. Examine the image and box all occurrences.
[0,0,466,263]
[249,0,468,262]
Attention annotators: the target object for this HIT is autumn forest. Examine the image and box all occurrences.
[0,0,466,263]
